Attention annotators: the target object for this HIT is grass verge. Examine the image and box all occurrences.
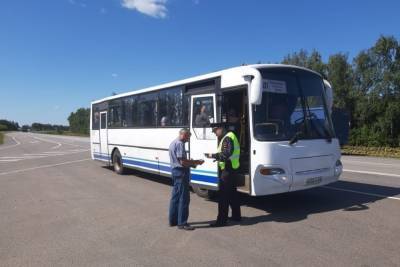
[0,132,3,145]
[342,145,400,159]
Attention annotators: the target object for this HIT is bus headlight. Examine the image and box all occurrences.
[259,167,285,176]
[334,160,343,176]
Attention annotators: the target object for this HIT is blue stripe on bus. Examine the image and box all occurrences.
[191,169,218,175]
[94,153,218,185]
[122,158,160,171]
[122,157,218,184]
[190,173,219,184]
[93,153,110,160]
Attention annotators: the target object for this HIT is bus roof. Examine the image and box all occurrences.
[91,64,321,104]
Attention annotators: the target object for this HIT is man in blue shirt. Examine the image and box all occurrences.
[169,128,204,230]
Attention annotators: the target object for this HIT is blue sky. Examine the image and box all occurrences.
[0,0,399,125]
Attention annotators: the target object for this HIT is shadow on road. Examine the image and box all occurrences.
[103,166,400,225]
[238,180,400,225]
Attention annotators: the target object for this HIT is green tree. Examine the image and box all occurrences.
[0,120,19,131]
[281,36,400,147]
[282,49,327,77]
[68,108,90,135]
[352,35,400,146]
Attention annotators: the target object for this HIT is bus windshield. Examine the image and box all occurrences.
[253,68,335,142]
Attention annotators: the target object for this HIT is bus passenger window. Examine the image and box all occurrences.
[92,105,100,130]
[158,87,184,127]
[100,113,106,129]
[192,96,215,140]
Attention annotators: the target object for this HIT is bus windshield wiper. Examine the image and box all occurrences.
[289,131,302,145]
[323,127,332,143]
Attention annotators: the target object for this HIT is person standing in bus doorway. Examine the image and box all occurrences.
[169,128,204,231]
[205,123,242,227]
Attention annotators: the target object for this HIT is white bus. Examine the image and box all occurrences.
[90,64,342,198]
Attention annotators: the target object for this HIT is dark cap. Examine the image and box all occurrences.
[210,122,229,132]
[210,122,229,128]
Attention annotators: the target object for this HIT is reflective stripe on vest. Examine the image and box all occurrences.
[217,131,240,170]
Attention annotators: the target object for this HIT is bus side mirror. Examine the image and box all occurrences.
[243,68,263,105]
[323,80,333,114]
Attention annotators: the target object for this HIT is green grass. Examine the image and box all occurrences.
[0,132,3,145]
[342,145,400,159]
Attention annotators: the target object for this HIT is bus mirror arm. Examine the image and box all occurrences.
[323,80,333,115]
[243,68,263,105]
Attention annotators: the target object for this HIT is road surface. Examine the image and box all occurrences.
[0,132,399,266]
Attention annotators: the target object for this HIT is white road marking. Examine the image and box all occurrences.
[0,158,91,176]
[23,153,64,156]
[31,134,86,148]
[51,143,62,149]
[323,185,400,201]
[0,150,90,163]
[0,159,21,162]
[32,136,62,149]
[343,160,400,168]
[0,136,21,150]
[344,169,400,178]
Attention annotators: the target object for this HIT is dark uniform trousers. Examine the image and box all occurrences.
[217,164,241,224]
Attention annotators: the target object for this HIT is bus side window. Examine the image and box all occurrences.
[92,105,100,130]
[192,96,215,140]
[100,113,107,129]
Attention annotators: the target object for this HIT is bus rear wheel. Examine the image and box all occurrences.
[112,149,125,175]
[192,185,217,199]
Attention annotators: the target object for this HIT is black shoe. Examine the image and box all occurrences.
[169,223,177,227]
[209,221,227,227]
[178,224,195,231]
[229,216,242,222]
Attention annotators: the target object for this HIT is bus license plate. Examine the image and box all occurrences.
[305,176,322,186]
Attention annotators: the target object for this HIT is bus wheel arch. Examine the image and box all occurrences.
[111,147,125,175]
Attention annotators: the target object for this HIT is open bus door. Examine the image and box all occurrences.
[189,94,219,196]
[99,111,109,163]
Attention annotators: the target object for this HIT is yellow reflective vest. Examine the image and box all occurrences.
[217,131,240,170]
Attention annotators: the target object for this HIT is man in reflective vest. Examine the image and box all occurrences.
[206,122,242,227]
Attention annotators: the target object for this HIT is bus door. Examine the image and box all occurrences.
[190,94,219,188]
[99,111,109,162]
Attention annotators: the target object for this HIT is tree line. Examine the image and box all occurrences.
[31,123,69,132]
[0,108,89,136]
[67,108,90,135]
[0,120,20,131]
[281,35,400,147]
[2,35,399,146]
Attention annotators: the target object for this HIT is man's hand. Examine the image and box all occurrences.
[196,159,205,165]
[191,159,204,166]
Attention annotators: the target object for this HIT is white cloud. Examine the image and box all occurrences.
[68,0,86,8]
[121,0,168,18]
[100,7,107,14]
[111,73,118,78]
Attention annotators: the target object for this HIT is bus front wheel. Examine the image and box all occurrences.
[192,185,217,199]
[112,149,125,175]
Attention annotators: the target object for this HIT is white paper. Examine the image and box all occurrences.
[262,79,287,94]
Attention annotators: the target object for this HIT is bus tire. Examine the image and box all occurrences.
[112,149,125,175]
[192,185,217,199]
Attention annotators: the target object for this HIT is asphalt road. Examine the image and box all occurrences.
[0,132,399,266]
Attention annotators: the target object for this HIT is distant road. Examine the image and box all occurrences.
[0,132,399,266]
